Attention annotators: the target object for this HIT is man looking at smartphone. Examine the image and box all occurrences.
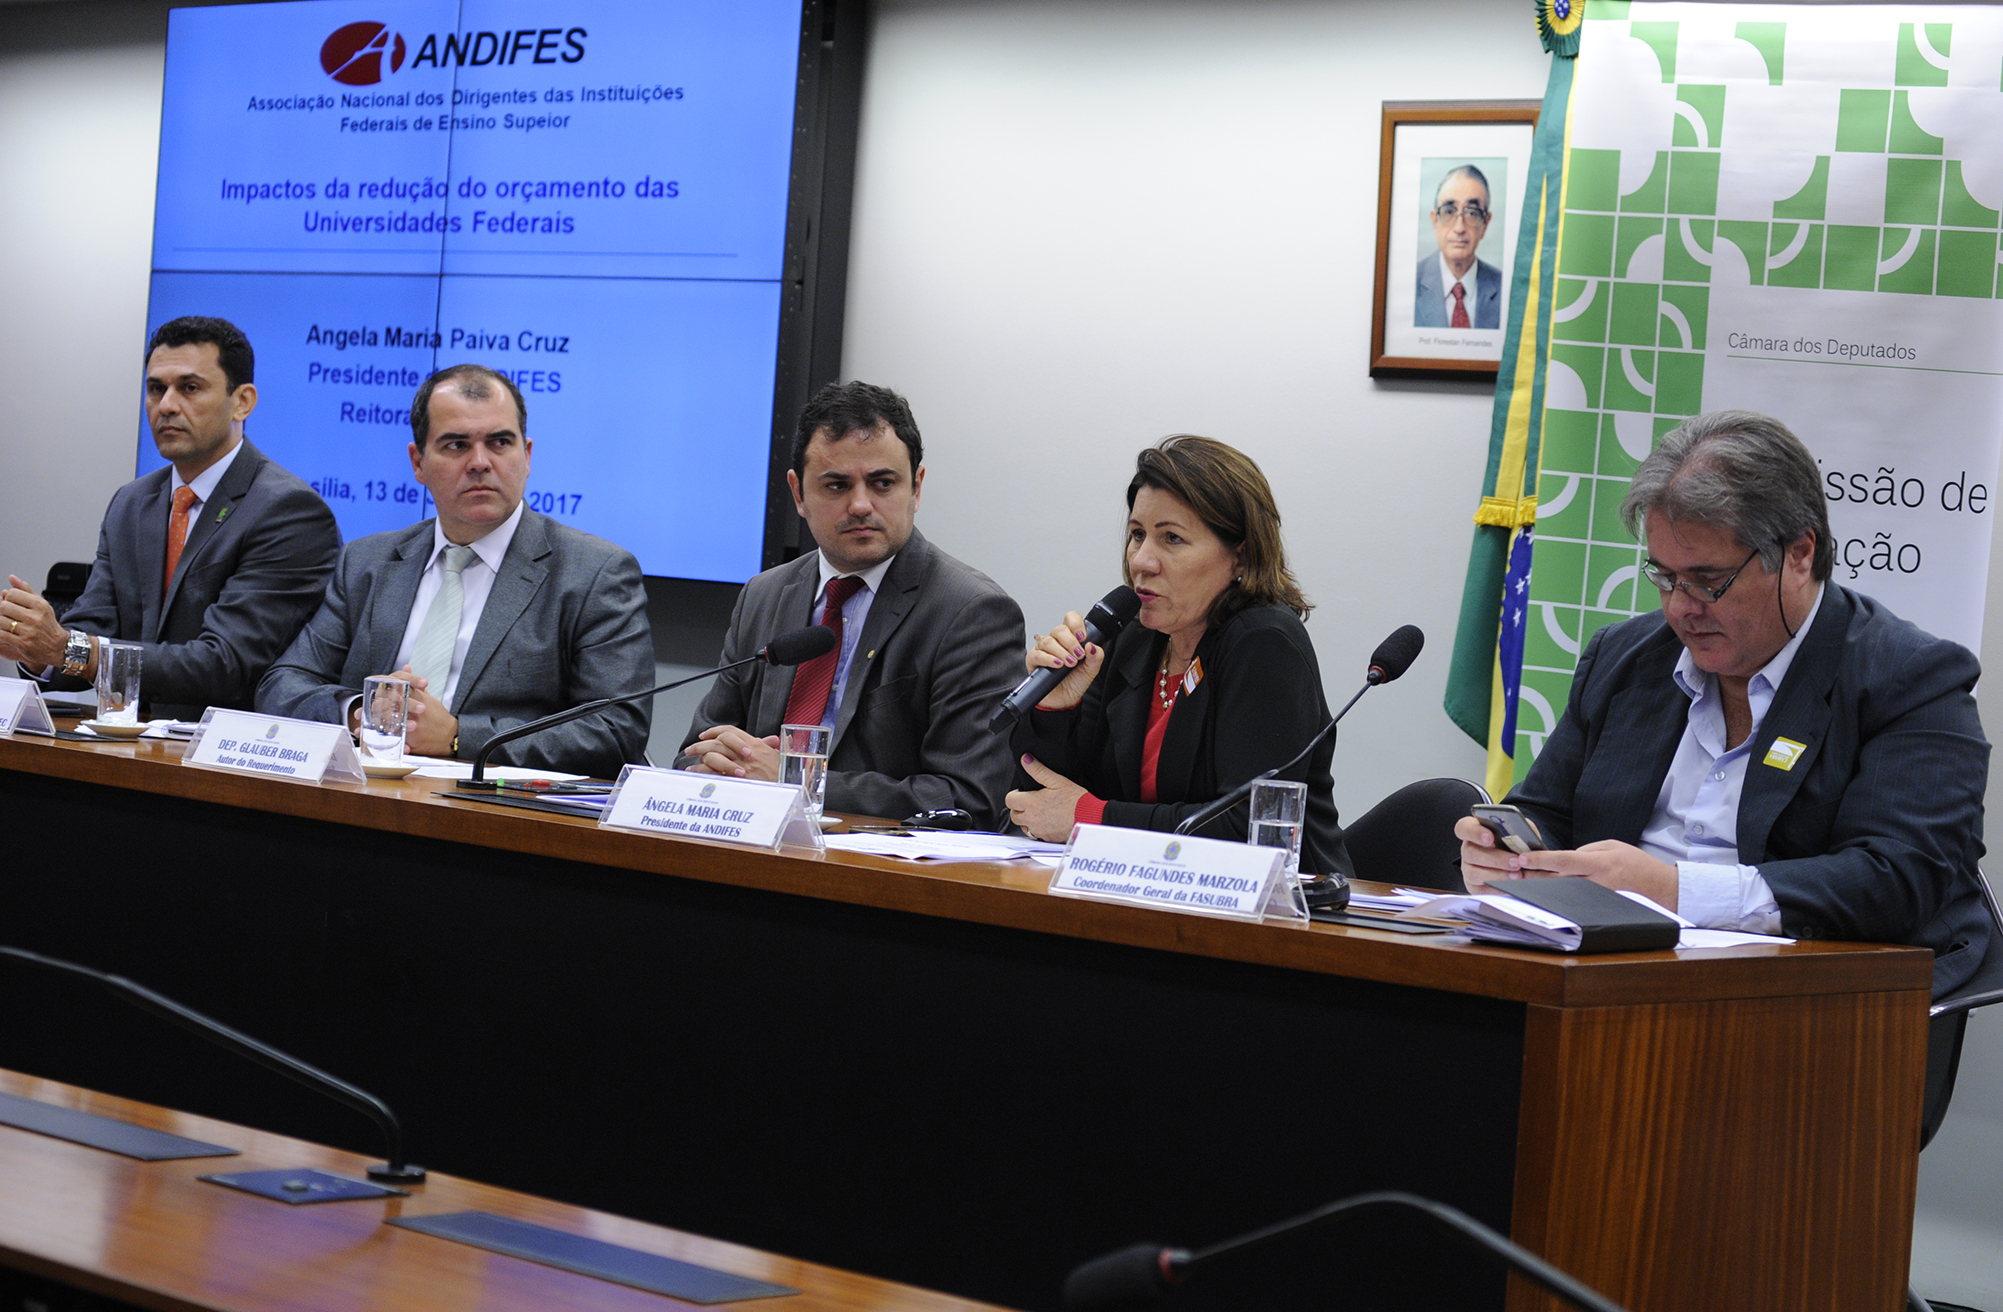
[1456,410,1991,996]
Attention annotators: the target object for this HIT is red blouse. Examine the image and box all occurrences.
[1074,678,1177,825]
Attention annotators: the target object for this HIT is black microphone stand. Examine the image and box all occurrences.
[459,652,768,788]
[1062,1190,1629,1312]
[0,946,425,1183]
[1172,679,1368,839]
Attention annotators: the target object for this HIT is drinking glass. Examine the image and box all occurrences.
[1248,779,1307,875]
[360,675,410,761]
[93,642,142,725]
[779,722,833,818]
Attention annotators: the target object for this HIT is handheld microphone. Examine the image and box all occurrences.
[1062,1190,1628,1311]
[1172,625,1424,839]
[990,586,1143,730]
[460,625,838,787]
[1,945,425,1183]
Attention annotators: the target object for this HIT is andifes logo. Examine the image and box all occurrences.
[321,21,407,86]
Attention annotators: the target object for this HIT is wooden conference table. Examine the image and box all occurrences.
[0,1067,1009,1312]
[0,729,1931,1311]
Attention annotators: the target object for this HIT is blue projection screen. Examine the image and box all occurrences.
[144,0,811,582]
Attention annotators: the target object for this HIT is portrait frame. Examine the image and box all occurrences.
[1371,100,1540,380]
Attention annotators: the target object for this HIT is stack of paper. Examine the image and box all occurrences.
[1344,888,1447,913]
[1399,890,1793,951]
[824,832,1067,864]
[407,760,589,782]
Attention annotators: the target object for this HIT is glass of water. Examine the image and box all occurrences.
[93,641,142,724]
[779,722,832,818]
[359,675,410,761]
[1248,778,1308,876]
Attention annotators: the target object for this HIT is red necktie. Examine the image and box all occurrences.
[1450,282,1471,329]
[783,575,867,726]
[164,486,199,595]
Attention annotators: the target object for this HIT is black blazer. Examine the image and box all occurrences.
[1013,604,1351,878]
[56,439,341,720]
[1511,584,1991,996]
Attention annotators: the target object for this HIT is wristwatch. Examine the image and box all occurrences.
[60,629,92,677]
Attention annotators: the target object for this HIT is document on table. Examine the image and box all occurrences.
[404,758,590,782]
[1400,889,1793,951]
[824,832,1068,864]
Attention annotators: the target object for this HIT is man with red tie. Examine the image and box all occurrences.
[678,382,1025,827]
[0,317,339,720]
[1413,164,1503,330]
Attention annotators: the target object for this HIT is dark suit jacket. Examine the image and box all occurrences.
[1011,605,1352,878]
[678,529,1025,827]
[54,439,340,720]
[1510,585,1991,996]
[257,511,652,779]
[1414,255,1502,329]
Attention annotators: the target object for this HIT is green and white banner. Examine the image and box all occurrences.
[1514,1,2003,770]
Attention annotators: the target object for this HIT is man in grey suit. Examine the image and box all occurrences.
[259,364,651,779]
[1414,164,1502,329]
[1456,411,1991,996]
[679,381,1024,826]
[0,316,340,720]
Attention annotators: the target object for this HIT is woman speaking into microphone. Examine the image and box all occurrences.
[1006,436,1351,877]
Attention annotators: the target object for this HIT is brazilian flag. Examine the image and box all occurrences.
[1443,20,1581,799]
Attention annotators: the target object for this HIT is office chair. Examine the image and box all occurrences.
[1342,777,1489,892]
[1909,868,2003,1312]
[43,562,89,619]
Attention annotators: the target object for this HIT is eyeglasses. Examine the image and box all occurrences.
[1433,201,1491,224]
[1640,548,1761,603]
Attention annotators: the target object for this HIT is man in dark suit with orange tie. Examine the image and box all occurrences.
[0,317,340,720]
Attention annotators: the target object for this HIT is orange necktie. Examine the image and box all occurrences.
[164,486,199,594]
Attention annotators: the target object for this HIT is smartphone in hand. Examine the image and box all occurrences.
[1470,803,1547,855]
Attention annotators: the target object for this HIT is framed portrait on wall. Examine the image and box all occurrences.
[1371,101,1540,379]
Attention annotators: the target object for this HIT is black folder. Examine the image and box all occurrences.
[1504,876,1681,953]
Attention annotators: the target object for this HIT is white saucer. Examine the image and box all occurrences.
[81,720,148,739]
[362,760,421,779]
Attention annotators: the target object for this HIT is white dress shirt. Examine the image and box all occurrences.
[1638,585,1825,933]
[391,502,525,707]
[171,438,244,520]
[1438,253,1478,324]
[807,550,895,731]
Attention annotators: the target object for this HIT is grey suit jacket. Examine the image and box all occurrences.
[1414,255,1502,329]
[257,510,652,779]
[678,529,1025,826]
[1510,585,1991,996]
[54,439,340,721]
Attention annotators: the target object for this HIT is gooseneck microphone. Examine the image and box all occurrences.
[0,945,426,1183]
[1061,1190,1628,1312]
[990,586,1143,730]
[461,625,838,787]
[1172,625,1424,839]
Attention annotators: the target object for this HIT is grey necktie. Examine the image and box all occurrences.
[408,545,475,693]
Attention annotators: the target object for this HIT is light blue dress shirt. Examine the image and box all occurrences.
[808,551,895,732]
[1637,586,1824,934]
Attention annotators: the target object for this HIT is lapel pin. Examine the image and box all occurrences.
[866,650,875,660]
[216,506,231,522]
[1763,737,1807,770]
